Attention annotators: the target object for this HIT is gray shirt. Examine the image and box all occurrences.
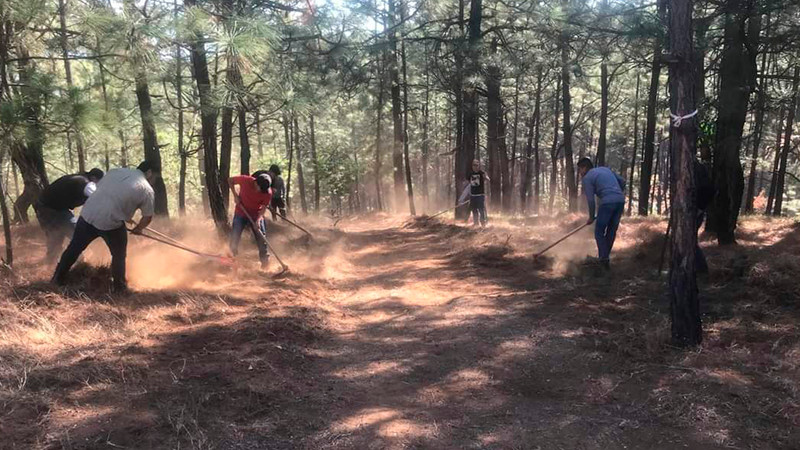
[80,168,155,231]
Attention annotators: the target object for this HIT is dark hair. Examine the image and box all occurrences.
[86,168,104,180]
[268,164,282,176]
[255,174,272,192]
[137,160,160,174]
[577,157,594,170]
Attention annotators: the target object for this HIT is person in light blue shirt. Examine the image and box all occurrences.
[577,157,626,269]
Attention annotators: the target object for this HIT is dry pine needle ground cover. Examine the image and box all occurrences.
[1,213,799,449]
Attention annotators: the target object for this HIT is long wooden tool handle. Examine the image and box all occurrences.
[275,211,313,237]
[534,223,590,258]
[430,201,470,219]
[129,228,231,262]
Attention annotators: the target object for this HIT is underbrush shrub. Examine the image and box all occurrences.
[746,253,800,299]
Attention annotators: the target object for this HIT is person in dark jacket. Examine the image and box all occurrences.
[254,165,286,221]
[695,159,714,274]
[36,168,104,262]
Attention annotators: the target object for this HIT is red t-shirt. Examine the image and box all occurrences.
[231,175,272,219]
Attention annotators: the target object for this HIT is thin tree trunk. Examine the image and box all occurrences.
[310,113,320,211]
[374,52,385,211]
[745,14,770,214]
[0,151,12,265]
[255,111,263,156]
[401,37,416,215]
[453,0,468,218]
[597,60,609,166]
[186,0,226,230]
[773,66,799,216]
[239,109,251,175]
[549,75,561,214]
[628,74,640,215]
[134,66,169,216]
[220,66,234,209]
[532,71,543,215]
[294,116,308,213]
[284,114,294,211]
[58,0,85,173]
[486,38,503,209]
[639,19,664,216]
[560,17,577,211]
[511,75,521,203]
[667,0,701,347]
[175,0,186,215]
[388,0,404,208]
[766,106,785,214]
[421,47,430,210]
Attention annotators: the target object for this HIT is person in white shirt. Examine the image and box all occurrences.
[52,161,157,293]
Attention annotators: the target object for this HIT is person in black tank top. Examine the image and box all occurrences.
[36,168,104,262]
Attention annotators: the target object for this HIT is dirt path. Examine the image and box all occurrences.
[2,216,799,449]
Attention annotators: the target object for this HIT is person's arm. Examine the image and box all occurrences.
[458,184,471,203]
[583,177,596,224]
[228,175,245,199]
[130,189,155,235]
[83,182,97,197]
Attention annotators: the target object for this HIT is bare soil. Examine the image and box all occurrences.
[1,214,799,449]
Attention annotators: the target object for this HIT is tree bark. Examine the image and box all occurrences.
[185,0,226,230]
[374,52,385,211]
[294,116,308,213]
[597,61,609,167]
[707,0,758,244]
[0,152,12,265]
[639,8,665,216]
[285,113,294,211]
[667,0,701,347]
[401,37,416,215]
[486,38,503,209]
[560,23,577,211]
[773,66,799,216]
[310,113,320,211]
[627,74,641,215]
[421,47,430,210]
[521,70,542,215]
[461,0,481,199]
[58,0,85,174]
[549,75,561,214]
[744,16,769,214]
[388,0,405,208]
[134,67,169,216]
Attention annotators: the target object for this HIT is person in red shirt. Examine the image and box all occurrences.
[228,174,273,268]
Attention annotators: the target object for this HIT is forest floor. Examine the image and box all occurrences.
[1,212,800,449]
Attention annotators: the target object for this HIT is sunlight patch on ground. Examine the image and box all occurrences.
[331,359,411,380]
[330,407,435,440]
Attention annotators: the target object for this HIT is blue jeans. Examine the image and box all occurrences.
[470,195,487,226]
[595,202,624,261]
[230,214,269,264]
[52,217,128,291]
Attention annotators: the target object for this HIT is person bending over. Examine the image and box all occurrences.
[253,165,286,221]
[36,168,104,262]
[52,162,156,293]
[577,157,626,269]
[229,173,273,269]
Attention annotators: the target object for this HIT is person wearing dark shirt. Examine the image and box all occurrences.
[695,159,714,274]
[254,165,286,221]
[36,168,104,262]
[467,159,490,227]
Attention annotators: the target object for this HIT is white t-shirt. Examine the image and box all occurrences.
[80,168,155,231]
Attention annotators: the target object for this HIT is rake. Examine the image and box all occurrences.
[234,195,290,278]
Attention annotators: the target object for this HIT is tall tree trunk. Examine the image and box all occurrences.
[745,14,769,213]
[284,114,294,211]
[560,24,577,211]
[421,47,430,210]
[708,0,758,243]
[532,71,543,215]
[597,60,609,166]
[0,152,12,265]
[239,109,251,175]
[549,75,561,214]
[639,13,664,215]
[134,67,169,216]
[453,0,468,218]
[668,0,701,347]
[374,53,385,211]
[486,38,503,209]
[511,75,521,204]
[521,70,542,214]
[401,37,416,215]
[773,66,799,216]
[766,106,785,214]
[388,0,404,208]
[220,69,234,209]
[58,0,86,173]
[186,0,226,230]
[175,0,186,215]
[309,113,320,211]
[461,0,481,201]
[12,36,49,223]
[294,116,308,213]
[628,74,641,215]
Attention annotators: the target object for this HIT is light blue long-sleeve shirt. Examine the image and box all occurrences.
[582,167,626,219]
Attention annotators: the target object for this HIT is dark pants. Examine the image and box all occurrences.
[470,195,488,226]
[36,203,77,262]
[270,197,287,222]
[595,202,625,262]
[696,211,709,273]
[230,214,269,264]
[52,217,128,290]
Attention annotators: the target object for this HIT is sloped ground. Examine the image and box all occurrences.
[1,213,799,449]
